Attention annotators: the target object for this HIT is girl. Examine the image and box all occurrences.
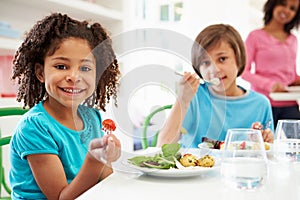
[157,24,274,148]
[242,0,300,128]
[9,13,121,199]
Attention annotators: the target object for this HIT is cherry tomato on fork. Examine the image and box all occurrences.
[102,119,116,134]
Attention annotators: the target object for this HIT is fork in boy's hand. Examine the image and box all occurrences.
[253,120,271,130]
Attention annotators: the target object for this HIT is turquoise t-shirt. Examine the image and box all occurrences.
[181,84,274,148]
[9,102,103,199]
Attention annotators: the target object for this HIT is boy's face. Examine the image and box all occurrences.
[36,37,96,109]
[199,41,239,95]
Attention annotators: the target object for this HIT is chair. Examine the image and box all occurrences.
[0,107,28,199]
[141,104,172,149]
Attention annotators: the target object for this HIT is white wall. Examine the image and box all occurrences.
[116,0,266,150]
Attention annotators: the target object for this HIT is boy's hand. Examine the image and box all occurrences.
[252,122,274,143]
[261,128,274,143]
[177,72,200,104]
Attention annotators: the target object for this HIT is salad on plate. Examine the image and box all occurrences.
[126,143,218,177]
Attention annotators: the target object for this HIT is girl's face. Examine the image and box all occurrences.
[36,37,96,109]
[199,41,239,96]
[273,0,299,25]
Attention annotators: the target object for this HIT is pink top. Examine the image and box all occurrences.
[242,29,300,107]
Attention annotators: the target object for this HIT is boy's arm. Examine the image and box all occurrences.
[157,72,200,146]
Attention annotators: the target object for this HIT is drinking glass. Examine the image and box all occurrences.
[274,119,300,162]
[220,128,268,190]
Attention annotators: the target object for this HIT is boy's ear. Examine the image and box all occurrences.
[35,63,45,83]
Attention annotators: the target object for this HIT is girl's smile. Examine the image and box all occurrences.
[36,37,96,110]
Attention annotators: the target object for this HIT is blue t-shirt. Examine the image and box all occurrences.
[9,102,103,199]
[181,84,274,148]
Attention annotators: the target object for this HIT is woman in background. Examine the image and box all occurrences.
[242,0,300,128]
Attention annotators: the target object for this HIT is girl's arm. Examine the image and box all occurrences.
[157,72,200,146]
[27,134,120,200]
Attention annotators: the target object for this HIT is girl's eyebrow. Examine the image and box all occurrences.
[52,57,95,64]
[81,58,95,64]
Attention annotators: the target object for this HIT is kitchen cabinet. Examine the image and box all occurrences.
[0,0,124,54]
[0,0,124,97]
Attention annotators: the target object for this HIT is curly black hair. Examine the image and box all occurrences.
[11,13,120,111]
[263,0,300,33]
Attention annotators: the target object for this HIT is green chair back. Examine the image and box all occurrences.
[141,104,172,149]
[0,107,28,117]
[0,107,28,199]
[0,136,11,200]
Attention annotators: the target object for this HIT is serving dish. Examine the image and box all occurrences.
[285,86,300,92]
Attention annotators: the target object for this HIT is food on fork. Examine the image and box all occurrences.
[102,119,116,134]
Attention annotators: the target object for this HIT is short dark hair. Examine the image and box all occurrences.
[191,24,246,78]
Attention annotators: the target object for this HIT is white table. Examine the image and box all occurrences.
[77,149,300,200]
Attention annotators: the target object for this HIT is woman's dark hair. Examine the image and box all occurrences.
[12,13,120,111]
[191,24,246,78]
[263,0,300,33]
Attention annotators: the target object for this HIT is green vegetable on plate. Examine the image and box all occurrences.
[128,143,182,169]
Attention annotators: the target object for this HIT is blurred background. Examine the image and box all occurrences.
[1,0,299,151]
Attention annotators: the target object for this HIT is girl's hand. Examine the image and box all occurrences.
[88,134,121,163]
[177,72,200,104]
[252,122,274,143]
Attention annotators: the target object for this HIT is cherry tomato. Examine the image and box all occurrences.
[102,119,116,131]
[239,141,246,150]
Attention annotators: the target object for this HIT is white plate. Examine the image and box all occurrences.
[124,162,219,178]
[269,92,300,101]
[124,148,219,178]
[285,86,300,92]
